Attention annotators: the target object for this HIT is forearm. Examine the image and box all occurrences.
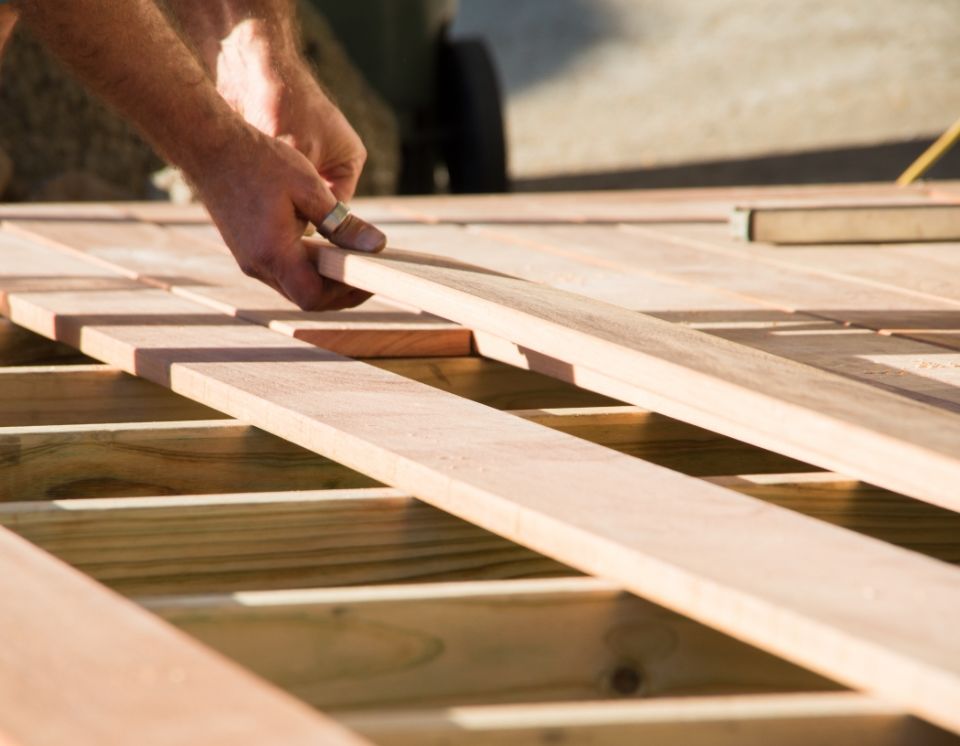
[164,0,303,90]
[12,0,251,178]
[162,0,356,187]
[0,6,18,64]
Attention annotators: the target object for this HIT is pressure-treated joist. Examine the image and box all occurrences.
[142,577,834,710]
[339,693,957,746]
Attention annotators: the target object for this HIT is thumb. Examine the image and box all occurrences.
[294,178,387,254]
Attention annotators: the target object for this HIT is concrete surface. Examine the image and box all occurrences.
[453,0,960,182]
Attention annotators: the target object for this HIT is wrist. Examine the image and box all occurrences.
[173,107,260,189]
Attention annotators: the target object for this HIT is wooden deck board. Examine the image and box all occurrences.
[0,527,369,746]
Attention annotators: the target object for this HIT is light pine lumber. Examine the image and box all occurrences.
[0,406,808,504]
[0,358,608,425]
[516,406,811,476]
[143,578,834,710]
[0,527,370,746]
[307,240,960,512]
[731,203,960,244]
[708,472,960,565]
[0,489,571,595]
[0,419,377,500]
[3,218,472,358]
[340,694,958,746]
[0,318,90,365]
[4,234,960,733]
[367,356,616,409]
[0,405,807,504]
[0,364,218,426]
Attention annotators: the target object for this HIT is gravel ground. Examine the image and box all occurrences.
[454,0,960,180]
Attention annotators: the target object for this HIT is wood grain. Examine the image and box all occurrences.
[441,222,960,412]
[0,318,90,365]
[0,489,570,595]
[4,218,471,358]
[517,406,811,476]
[0,526,370,746]
[615,221,960,351]
[309,240,960,513]
[143,578,834,710]
[0,364,218,426]
[367,356,617,410]
[4,232,960,733]
[340,693,957,746]
[0,419,377,500]
[709,472,960,565]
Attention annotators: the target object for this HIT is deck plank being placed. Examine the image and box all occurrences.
[3,232,960,733]
[306,241,960,513]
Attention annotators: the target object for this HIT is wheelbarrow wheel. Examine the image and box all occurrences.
[438,37,508,193]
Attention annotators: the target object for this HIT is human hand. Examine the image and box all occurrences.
[189,124,385,311]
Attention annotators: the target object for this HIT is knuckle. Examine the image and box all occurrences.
[237,260,260,279]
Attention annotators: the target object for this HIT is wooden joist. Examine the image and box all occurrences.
[0,419,376,500]
[4,232,960,733]
[0,489,570,595]
[0,364,217,426]
[709,472,960,565]
[143,578,833,710]
[0,318,89,365]
[341,694,957,746]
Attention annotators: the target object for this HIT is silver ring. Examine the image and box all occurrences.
[318,201,350,237]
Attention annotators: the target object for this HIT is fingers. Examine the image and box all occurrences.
[293,177,387,254]
[322,156,364,204]
[269,241,371,312]
[329,213,387,253]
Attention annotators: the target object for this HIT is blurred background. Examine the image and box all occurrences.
[1,0,958,201]
[453,0,960,190]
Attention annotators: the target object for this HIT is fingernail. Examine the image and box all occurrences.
[356,223,387,253]
[331,215,388,253]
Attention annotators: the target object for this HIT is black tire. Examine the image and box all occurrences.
[438,38,509,193]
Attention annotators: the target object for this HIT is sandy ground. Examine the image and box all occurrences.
[453,0,960,180]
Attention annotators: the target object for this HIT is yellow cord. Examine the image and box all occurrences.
[897,114,960,186]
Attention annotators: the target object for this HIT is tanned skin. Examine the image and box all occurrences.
[6,0,385,311]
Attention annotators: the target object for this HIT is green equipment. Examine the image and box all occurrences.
[310,0,508,194]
